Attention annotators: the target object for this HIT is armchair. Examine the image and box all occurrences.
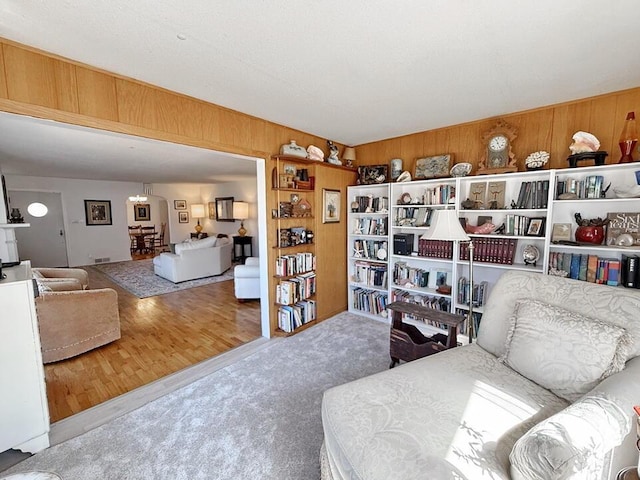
[32,267,89,290]
[234,257,260,301]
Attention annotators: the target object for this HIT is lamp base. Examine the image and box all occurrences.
[195,223,203,233]
[237,223,247,237]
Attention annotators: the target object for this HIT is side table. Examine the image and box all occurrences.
[386,301,465,368]
[233,235,253,262]
[191,232,208,239]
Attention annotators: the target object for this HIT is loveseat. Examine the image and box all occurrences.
[34,273,121,363]
[152,235,232,283]
[321,270,640,480]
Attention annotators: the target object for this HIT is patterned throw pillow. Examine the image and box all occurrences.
[500,299,630,402]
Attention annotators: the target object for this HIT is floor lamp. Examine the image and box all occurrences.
[420,208,475,343]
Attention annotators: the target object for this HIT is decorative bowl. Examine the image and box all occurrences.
[450,162,472,177]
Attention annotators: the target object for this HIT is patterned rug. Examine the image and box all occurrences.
[89,259,234,298]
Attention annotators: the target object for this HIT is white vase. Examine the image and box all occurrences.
[280,140,307,158]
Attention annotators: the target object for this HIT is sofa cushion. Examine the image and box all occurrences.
[510,394,630,480]
[174,236,217,254]
[500,299,630,402]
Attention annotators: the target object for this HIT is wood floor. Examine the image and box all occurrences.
[44,259,262,423]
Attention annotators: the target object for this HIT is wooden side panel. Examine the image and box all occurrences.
[0,46,7,99]
[116,79,203,138]
[313,166,358,322]
[76,67,119,121]
[3,44,79,112]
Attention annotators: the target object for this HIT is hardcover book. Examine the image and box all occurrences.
[605,212,640,247]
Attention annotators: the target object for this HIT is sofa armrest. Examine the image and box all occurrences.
[35,288,121,363]
[40,278,83,291]
[34,267,89,289]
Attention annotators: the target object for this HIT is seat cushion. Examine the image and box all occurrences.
[322,344,568,480]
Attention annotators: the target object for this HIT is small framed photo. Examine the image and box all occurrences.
[527,217,546,237]
[134,203,151,221]
[477,215,493,226]
[290,193,300,204]
[323,188,341,223]
[551,222,572,242]
[283,164,297,176]
[414,154,453,180]
[174,199,187,210]
[178,211,189,223]
[84,200,112,226]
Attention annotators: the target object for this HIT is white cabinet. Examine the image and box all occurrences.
[0,262,50,454]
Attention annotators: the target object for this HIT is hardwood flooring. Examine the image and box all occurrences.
[44,259,262,423]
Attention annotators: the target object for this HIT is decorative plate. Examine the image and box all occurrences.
[450,162,472,177]
[376,248,387,260]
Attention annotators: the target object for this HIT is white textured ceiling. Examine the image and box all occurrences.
[0,1,639,182]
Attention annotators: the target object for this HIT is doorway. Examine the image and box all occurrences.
[10,190,68,268]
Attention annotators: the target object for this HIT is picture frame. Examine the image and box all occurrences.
[322,188,341,223]
[215,196,235,222]
[283,164,297,176]
[134,203,151,221]
[551,223,572,242]
[84,199,112,226]
[174,199,187,210]
[178,211,189,223]
[357,165,388,185]
[527,217,546,237]
[414,154,453,180]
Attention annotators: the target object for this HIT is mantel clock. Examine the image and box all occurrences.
[478,120,518,175]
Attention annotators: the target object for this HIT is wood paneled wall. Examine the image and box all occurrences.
[356,88,640,173]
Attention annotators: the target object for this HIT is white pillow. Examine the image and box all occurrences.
[510,395,630,480]
[500,299,630,402]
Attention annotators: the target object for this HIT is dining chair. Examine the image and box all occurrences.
[128,225,141,253]
[141,225,156,253]
[152,222,167,253]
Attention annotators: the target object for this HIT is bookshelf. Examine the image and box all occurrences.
[346,162,640,343]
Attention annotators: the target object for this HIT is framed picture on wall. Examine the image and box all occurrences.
[174,199,187,210]
[178,211,189,223]
[322,189,341,223]
[84,200,112,226]
[134,203,151,221]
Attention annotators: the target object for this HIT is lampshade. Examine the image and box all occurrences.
[190,203,205,218]
[342,147,357,163]
[233,201,249,220]
[420,209,469,241]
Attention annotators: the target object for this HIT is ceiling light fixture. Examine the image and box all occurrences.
[128,194,148,203]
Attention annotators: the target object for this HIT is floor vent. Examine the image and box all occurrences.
[94,257,111,264]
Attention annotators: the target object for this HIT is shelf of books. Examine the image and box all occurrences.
[346,162,640,339]
[347,184,390,321]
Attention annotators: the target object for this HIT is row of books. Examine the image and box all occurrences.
[352,261,388,288]
[504,214,542,236]
[556,175,605,200]
[352,195,389,213]
[423,184,456,205]
[278,300,316,333]
[416,239,453,259]
[392,262,430,289]
[548,252,620,285]
[394,207,434,227]
[456,277,489,307]
[390,290,451,329]
[352,239,388,260]
[459,237,517,265]
[352,217,388,236]
[514,180,549,209]
[351,287,388,316]
[454,309,482,338]
[275,253,315,277]
[275,272,316,305]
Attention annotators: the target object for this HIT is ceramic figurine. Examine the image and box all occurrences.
[9,208,24,223]
[327,141,342,165]
[280,140,308,158]
[307,145,324,161]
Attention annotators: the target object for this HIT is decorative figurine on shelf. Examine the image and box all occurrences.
[9,208,24,223]
[307,145,324,161]
[618,111,638,163]
[327,141,342,165]
[567,131,608,167]
[280,140,308,158]
[524,151,550,171]
[396,171,412,182]
[523,244,540,267]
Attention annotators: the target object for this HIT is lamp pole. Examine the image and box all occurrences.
[467,240,475,343]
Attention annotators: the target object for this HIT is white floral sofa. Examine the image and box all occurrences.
[321,270,640,480]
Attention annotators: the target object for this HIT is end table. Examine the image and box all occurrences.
[233,235,253,262]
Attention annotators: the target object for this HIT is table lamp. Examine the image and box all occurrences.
[342,146,357,168]
[420,208,475,343]
[190,203,205,233]
[233,201,249,236]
